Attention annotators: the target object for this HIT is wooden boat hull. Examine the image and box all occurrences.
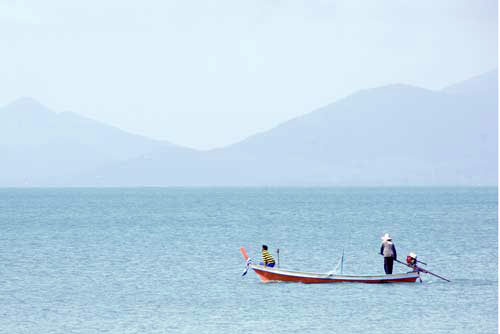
[251,265,419,284]
[241,247,419,284]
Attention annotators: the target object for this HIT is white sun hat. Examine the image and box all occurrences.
[409,252,417,258]
[381,233,392,241]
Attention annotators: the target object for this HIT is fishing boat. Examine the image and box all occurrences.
[240,247,420,284]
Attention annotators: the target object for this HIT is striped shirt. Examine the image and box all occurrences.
[262,250,275,265]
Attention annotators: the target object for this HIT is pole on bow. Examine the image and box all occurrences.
[340,248,344,274]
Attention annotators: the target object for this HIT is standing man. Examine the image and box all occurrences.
[261,245,276,268]
[380,233,397,274]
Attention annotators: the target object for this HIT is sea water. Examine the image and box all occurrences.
[0,187,497,333]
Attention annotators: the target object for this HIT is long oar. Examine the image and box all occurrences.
[416,259,427,266]
[394,258,450,282]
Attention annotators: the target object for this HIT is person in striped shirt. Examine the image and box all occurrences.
[261,244,276,267]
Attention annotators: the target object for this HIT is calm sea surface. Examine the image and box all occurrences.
[0,188,497,333]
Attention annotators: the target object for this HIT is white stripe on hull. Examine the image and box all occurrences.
[251,265,419,281]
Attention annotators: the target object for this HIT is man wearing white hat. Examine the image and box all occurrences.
[380,233,397,274]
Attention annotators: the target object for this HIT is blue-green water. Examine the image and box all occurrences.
[0,188,497,333]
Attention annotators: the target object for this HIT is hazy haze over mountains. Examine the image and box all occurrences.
[2,1,496,149]
[0,98,191,186]
[1,70,497,186]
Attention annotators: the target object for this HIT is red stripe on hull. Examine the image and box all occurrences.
[253,269,418,284]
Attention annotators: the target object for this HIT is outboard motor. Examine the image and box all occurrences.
[406,252,417,267]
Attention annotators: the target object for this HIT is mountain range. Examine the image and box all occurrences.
[1,70,497,186]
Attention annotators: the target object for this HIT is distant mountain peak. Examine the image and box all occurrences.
[442,69,498,98]
[3,97,52,114]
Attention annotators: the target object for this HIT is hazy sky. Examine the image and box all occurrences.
[1,0,497,149]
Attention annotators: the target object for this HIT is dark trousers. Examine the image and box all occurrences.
[384,257,394,274]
